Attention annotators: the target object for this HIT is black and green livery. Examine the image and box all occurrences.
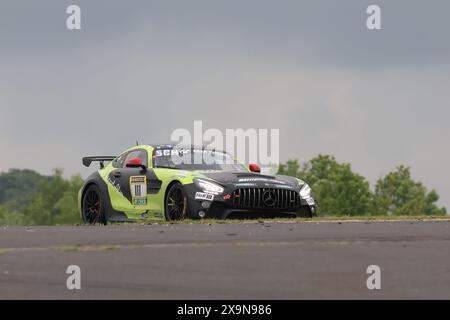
[78,144,317,224]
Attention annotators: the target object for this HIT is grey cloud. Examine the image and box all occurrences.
[2,1,450,66]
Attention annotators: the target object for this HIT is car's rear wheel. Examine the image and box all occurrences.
[165,182,188,221]
[82,185,107,225]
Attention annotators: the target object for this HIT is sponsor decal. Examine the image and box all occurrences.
[266,184,294,189]
[238,178,286,184]
[130,176,147,206]
[305,197,315,206]
[234,183,258,187]
[195,192,214,201]
[107,175,123,195]
[155,150,163,157]
[163,149,171,156]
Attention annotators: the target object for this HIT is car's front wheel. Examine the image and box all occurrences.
[298,205,316,218]
[165,182,188,221]
[82,184,107,225]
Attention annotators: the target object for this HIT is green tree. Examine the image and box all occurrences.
[0,169,49,211]
[278,160,301,177]
[0,205,25,226]
[372,165,446,216]
[22,169,83,225]
[280,155,373,216]
[53,174,84,225]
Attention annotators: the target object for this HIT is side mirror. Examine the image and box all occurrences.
[249,163,261,173]
[126,158,147,171]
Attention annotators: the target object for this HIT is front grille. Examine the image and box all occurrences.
[232,188,301,209]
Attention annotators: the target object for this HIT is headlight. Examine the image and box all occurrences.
[299,184,312,199]
[194,179,224,194]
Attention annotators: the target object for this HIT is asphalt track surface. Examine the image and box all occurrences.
[1,220,450,299]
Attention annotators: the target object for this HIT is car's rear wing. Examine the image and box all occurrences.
[82,156,116,168]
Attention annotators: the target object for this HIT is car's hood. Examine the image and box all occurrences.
[193,171,300,189]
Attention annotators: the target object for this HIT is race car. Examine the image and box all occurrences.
[78,144,317,224]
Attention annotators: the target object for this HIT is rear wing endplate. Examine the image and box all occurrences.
[82,156,116,168]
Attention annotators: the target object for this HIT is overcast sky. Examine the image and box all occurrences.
[1,0,449,207]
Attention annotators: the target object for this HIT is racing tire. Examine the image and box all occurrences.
[298,205,316,218]
[165,182,188,221]
[82,184,107,225]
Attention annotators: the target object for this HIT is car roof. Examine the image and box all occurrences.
[148,144,229,154]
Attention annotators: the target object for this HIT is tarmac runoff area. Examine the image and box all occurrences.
[0,219,450,299]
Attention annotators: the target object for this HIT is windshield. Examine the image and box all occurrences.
[153,148,248,172]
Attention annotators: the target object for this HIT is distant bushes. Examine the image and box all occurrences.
[279,155,447,216]
[0,169,83,226]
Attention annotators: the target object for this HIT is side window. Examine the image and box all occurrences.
[122,150,148,168]
[112,153,127,168]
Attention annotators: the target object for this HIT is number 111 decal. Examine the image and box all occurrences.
[130,176,148,206]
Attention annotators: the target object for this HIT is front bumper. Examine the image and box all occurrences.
[185,184,316,219]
